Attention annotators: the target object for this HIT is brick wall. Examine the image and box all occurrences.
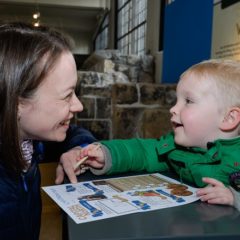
[73,50,176,140]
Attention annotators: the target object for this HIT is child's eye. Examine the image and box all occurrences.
[185,98,193,104]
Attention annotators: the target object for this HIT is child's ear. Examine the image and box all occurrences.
[220,107,240,131]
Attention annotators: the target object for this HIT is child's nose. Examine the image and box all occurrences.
[170,104,177,115]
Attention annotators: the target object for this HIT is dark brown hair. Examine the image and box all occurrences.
[0,22,72,175]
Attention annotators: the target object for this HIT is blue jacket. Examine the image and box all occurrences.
[0,125,96,240]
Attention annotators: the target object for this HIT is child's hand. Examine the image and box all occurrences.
[196,177,234,206]
[80,144,105,169]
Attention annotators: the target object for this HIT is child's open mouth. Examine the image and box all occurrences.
[172,121,183,129]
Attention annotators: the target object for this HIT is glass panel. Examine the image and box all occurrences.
[95,14,109,50]
[117,0,147,55]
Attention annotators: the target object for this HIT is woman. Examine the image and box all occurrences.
[0,22,96,239]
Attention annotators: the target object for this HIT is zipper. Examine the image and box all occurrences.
[21,174,28,192]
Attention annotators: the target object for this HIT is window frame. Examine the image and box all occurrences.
[115,0,147,55]
[94,11,110,51]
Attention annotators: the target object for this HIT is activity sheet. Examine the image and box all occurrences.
[43,173,199,224]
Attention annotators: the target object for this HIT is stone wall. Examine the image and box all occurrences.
[73,50,176,140]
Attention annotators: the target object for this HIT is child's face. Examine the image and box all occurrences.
[170,72,225,149]
[18,51,83,142]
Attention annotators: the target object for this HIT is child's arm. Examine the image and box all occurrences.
[196,177,234,206]
[80,138,169,175]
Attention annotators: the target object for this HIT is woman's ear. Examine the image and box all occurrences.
[220,107,240,131]
[18,97,26,121]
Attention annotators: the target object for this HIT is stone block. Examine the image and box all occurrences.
[140,84,165,105]
[114,63,129,75]
[141,55,154,74]
[82,50,121,69]
[78,71,129,86]
[112,84,138,104]
[77,97,95,119]
[79,85,112,98]
[78,71,101,85]
[128,66,141,82]
[138,71,154,83]
[96,97,111,119]
[112,107,144,138]
[165,85,177,106]
[89,59,115,73]
[127,55,141,66]
[111,72,129,83]
[141,109,172,138]
[76,120,111,140]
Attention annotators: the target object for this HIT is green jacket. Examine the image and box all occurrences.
[100,132,240,187]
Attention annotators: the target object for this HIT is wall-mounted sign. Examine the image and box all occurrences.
[211,0,240,60]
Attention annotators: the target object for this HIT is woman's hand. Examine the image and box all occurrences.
[55,146,82,184]
[55,144,106,184]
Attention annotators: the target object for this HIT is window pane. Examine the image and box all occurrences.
[95,14,109,50]
[117,0,147,55]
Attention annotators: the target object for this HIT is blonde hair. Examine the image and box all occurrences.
[180,59,240,110]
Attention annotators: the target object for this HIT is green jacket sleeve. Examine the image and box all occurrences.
[100,138,169,174]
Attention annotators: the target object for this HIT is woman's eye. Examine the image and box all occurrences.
[64,92,73,100]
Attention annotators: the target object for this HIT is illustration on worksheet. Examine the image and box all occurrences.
[43,173,199,224]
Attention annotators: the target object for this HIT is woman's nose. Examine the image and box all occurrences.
[71,93,83,112]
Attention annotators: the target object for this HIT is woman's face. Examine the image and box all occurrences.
[18,51,83,142]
